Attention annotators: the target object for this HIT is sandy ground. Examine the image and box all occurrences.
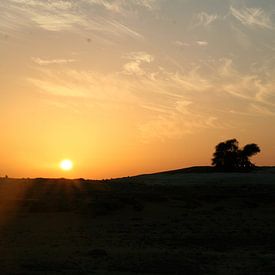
[1,169,275,274]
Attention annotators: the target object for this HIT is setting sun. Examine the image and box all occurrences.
[2,1,275,273]
[60,159,73,171]
[1,0,274,180]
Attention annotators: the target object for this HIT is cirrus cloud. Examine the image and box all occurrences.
[230,6,273,29]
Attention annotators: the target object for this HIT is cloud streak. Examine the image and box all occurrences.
[123,52,154,75]
[231,6,273,29]
[85,0,157,13]
[196,12,218,26]
[196,40,208,46]
[32,57,76,65]
[0,0,144,40]
[3,1,275,143]
[24,52,275,143]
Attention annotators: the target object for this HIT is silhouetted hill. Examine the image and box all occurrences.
[145,165,275,176]
[153,166,215,175]
[1,167,275,274]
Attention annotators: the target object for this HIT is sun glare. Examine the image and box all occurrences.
[60,159,73,171]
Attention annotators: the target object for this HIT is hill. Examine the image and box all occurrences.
[1,167,275,274]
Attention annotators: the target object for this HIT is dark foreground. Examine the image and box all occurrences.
[1,170,275,274]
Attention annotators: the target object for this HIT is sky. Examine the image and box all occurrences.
[1,0,275,179]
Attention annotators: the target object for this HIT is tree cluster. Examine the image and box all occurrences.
[212,139,260,171]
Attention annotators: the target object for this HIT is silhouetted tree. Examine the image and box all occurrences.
[239,143,261,169]
[212,139,260,171]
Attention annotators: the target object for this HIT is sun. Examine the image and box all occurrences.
[60,159,73,171]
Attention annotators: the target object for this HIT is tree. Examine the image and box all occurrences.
[212,139,260,171]
[239,143,261,169]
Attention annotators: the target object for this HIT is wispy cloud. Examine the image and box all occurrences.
[123,51,154,75]
[140,58,275,138]
[32,57,75,65]
[27,54,275,142]
[173,40,208,48]
[230,6,273,29]
[229,104,275,117]
[105,19,143,39]
[28,78,89,98]
[250,104,275,116]
[9,0,73,9]
[85,0,157,13]
[28,68,139,103]
[139,111,222,142]
[2,0,83,31]
[196,12,218,26]
[173,40,190,47]
[196,40,208,46]
[1,0,143,40]
[215,58,275,109]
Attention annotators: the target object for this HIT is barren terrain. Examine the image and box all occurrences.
[1,167,275,274]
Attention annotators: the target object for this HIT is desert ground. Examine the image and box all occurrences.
[1,167,275,274]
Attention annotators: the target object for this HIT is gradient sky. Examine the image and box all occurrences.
[1,0,275,179]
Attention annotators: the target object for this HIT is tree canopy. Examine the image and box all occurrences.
[212,139,260,171]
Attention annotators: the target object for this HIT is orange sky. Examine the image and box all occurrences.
[1,0,275,179]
